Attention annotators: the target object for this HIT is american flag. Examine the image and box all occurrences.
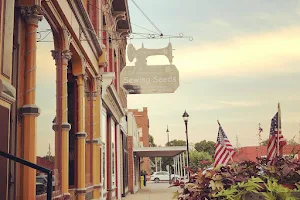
[259,125,263,133]
[266,111,287,165]
[214,122,235,168]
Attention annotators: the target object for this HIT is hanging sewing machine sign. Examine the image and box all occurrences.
[120,42,179,94]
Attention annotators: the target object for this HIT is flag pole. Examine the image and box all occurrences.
[258,123,262,157]
[277,103,281,157]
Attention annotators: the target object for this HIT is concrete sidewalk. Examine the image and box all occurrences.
[123,182,178,200]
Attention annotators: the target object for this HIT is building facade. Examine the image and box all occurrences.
[129,107,151,175]
[0,0,131,200]
[127,111,141,194]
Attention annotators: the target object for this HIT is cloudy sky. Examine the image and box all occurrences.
[36,1,300,156]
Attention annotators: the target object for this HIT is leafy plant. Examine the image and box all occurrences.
[175,157,300,200]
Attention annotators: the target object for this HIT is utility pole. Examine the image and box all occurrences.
[236,135,240,154]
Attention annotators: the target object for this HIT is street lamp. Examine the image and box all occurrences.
[182,110,190,178]
[167,125,171,184]
[166,125,170,146]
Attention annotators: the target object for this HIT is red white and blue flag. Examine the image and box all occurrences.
[214,121,235,168]
[267,105,287,165]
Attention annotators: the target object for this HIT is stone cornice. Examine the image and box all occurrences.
[68,0,102,57]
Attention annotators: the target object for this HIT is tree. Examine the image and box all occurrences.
[261,139,269,146]
[194,140,216,156]
[160,139,186,172]
[149,135,157,147]
[189,150,213,172]
[42,155,55,162]
[166,139,186,147]
[261,137,299,146]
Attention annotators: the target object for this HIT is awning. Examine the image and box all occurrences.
[133,146,187,157]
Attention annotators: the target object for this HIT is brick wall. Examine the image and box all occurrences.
[127,136,134,193]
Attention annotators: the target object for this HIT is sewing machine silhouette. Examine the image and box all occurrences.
[127,42,173,67]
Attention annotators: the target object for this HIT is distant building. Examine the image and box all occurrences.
[233,145,300,162]
[127,112,142,194]
[129,108,151,175]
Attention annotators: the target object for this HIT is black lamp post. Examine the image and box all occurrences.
[182,110,190,177]
[167,125,171,184]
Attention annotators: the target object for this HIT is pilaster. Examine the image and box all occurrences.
[19,5,42,200]
[76,74,87,200]
[92,76,102,199]
[51,49,72,196]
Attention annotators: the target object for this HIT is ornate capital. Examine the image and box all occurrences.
[20,5,43,26]
[51,50,72,61]
[61,50,72,61]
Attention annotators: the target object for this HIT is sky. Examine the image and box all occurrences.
[36,1,300,156]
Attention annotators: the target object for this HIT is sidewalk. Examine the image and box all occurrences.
[123,182,178,200]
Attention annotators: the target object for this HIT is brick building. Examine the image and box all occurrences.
[127,112,141,194]
[128,107,151,175]
[233,145,300,162]
[0,0,131,200]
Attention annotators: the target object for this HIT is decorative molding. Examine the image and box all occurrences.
[99,44,108,67]
[68,0,102,57]
[20,5,43,25]
[112,11,126,32]
[51,50,72,63]
[101,72,115,97]
[119,116,127,134]
[103,84,125,122]
[61,50,72,61]
[20,104,40,116]
[0,78,16,103]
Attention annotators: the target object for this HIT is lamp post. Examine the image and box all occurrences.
[182,110,190,178]
[167,125,171,183]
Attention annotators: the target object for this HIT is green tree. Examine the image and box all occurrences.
[261,138,269,146]
[166,139,186,147]
[161,139,186,172]
[189,150,213,172]
[149,134,157,147]
[194,140,216,156]
[42,155,55,162]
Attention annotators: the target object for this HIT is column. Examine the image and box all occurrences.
[51,49,72,195]
[92,76,101,198]
[174,157,177,181]
[179,154,183,178]
[182,152,186,180]
[19,5,42,200]
[76,74,87,199]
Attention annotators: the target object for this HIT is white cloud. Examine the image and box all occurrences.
[127,26,300,79]
[194,101,260,111]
